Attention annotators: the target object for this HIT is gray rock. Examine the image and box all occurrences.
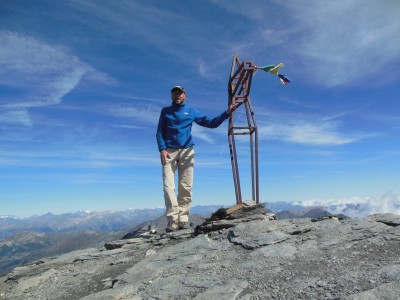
[379,265,400,281]
[194,279,248,300]
[228,219,290,249]
[345,279,400,300]
[104,237,148,250]
[1,212,400,299]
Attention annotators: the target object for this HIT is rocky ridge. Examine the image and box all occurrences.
[0,204,399,299]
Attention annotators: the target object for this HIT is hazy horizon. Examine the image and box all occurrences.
[3,192,399,219]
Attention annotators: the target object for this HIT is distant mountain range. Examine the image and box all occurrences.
[0,202,346,277]
[0,208,166,239]
[3,196,399,277]
[0,205,224,276]
[0,202,333,239]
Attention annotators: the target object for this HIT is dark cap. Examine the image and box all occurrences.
[171,86,185,93]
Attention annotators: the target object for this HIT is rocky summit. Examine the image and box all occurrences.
[0,205,399,299]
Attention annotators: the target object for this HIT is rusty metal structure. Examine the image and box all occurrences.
[228,54,259,205]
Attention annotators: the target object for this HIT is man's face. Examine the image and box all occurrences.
[171,90,186,105]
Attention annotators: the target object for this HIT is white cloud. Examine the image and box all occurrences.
[106,104,160,124]
[279,0,400,86]
[197,59,222,80]
[213,0,400,87]
[66,1,192,60]
[297,191,400,218]
[0,30,113,126]
[44,66,87,105]
[0,109,32,127]
[0,31,87,90]
[259,119,359,146]
[192,125,216,144]
[0,147,159,168]
[111,124,141,129]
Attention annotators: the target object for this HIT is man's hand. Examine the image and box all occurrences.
[228,102,237,114]
[160,150,171,165]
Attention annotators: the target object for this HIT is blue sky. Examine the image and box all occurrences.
[1,0,400,218]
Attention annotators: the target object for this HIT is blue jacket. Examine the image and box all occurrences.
[156,102,230,152]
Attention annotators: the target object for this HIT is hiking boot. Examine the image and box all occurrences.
[178,222,190,230]
[166,222,178,233]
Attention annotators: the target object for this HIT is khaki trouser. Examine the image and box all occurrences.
[162,147,194,224]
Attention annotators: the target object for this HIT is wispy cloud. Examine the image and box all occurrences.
[64,1,207,63]
[212,0,400,87]
[259,119,367,146]
[0,147,159,169]
[105,103,161,125]
[51,1,261,77]
[6,1,396,90]
[278,0,400,86]
[0,30,114,126]
[192,125,217,144]
[0,109,32,127]
[187,105,373,147]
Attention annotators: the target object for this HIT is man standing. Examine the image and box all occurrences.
[156,86,235,232]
